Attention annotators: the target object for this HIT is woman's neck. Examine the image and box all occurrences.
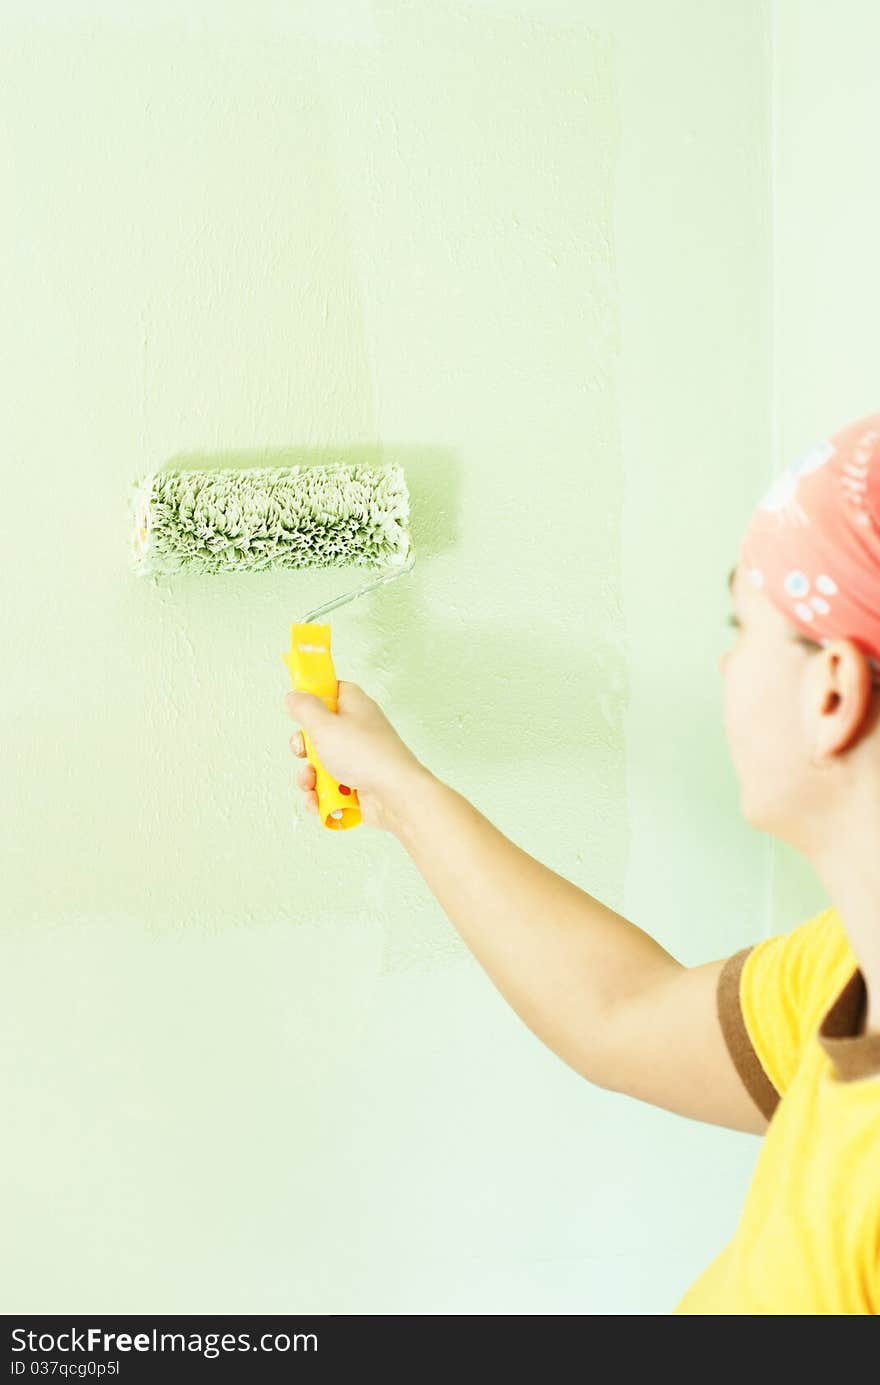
[812,825,880,1037]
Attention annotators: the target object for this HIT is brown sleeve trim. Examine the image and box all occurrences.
[716,945,780,1123]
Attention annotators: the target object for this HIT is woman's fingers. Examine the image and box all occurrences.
[289,733,318,809]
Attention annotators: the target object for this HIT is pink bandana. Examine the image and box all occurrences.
[738,410,880,680]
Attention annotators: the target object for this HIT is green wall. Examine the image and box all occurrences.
[767,0,878,931]
[2,0,846,1314]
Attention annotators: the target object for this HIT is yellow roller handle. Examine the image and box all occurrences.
[281,623,362,831]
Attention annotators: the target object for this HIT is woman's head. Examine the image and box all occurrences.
[719,411,880,858]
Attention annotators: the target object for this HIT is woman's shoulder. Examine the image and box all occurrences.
[792,904,852,956]
[770,905,857,1033]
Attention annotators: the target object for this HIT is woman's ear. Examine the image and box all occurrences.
[810,640,874,761]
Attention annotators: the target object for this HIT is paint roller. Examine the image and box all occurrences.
[130,463,415,830]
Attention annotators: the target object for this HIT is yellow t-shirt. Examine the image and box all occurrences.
[674,906,880,1315]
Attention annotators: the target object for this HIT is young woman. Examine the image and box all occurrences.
[285,409,880,1315]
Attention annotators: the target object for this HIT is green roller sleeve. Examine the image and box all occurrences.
[130,464,411,576]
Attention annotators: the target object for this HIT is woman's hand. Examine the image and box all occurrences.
[285,680,426,833]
